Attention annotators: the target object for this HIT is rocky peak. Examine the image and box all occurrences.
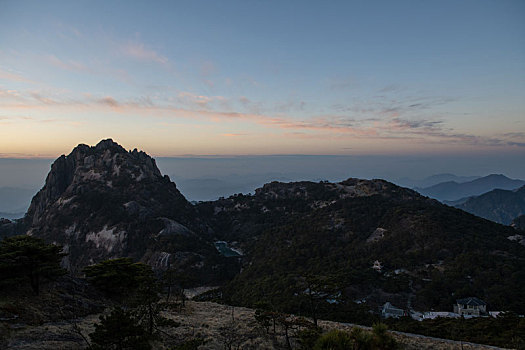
[337,178,397,197]
[94,138,126,153]
[255,181,313,199]
[21,140,227,277]
[252,178,421,202]
[26,140,164,225]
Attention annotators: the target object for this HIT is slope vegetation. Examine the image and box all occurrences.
[452,186,525,225]
[415,174,525,201]
[197,179,525,318]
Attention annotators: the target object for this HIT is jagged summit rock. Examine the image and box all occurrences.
[24,140,232,280]
[27,139,166,226]
[94,138,125,152]
[255,178,423,201]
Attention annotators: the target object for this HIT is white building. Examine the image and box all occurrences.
[382,302,406,318]
[453,297,487,317]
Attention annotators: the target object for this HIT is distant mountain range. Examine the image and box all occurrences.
[394,173,480,189]
[448,186,525,225]
[414,174,525,202]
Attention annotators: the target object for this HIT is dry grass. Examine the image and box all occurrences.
[158,301,274,349]
[3,300,506,349]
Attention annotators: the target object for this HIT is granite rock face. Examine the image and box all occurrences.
[25,139,234,280]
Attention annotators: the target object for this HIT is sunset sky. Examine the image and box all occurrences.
[0,0,524,159]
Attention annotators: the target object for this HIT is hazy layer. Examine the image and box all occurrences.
[1,154,524,206]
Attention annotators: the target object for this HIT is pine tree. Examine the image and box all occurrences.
[0,235,66,295]
[84,258,161,335]
[89,307,151,350]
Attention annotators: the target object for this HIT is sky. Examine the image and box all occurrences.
[0,1,524,163]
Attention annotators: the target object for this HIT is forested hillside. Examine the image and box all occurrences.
[197,179,525,320]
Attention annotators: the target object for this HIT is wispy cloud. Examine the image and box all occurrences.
[0,114,81,127]
[328,76,357,90]
[97,96,120,108]
[119,42,168,64]
[377,84,402,93]
[236,95,306,115]
[177,92,226,109]
[44,53,134,84]
[502,132,525,138]
[30,92,60,105]
[53,22,82,40]
[0,88,24,100]
[222,133,248,137]
[0,115,33,122]
[2,88,524,149]
[332,96,457,117]
[275,99,306,113]
[0,68,36,83]
[0,150,65,159]
[387,117,444,131]
[46,54,91,73]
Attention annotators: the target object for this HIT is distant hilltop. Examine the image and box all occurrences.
[414,174,525,202]
[449,185,525,225]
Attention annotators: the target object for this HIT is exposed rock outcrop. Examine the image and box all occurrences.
[24,139,236,281]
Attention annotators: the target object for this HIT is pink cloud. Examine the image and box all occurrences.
[30,92,58,105]
[120,42,168,64]
[47,55,91,72]
[44,54,134,84]
[0,88,24,100]
[0,69,35,83]
[222,133,248,137]
[3,89,524,149]
[177,92,227,109]
[98,96,120,108]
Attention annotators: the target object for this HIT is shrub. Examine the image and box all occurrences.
[0,235,66,295]
[89,307,152,350]
[314,329,353,350]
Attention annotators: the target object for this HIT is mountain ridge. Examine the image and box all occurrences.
[452,185,525,225]
[414,174,525,201]
[196,177,525,314]
[394,173,480,189]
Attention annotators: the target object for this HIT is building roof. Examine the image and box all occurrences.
[382,302,405,315]
[385,308,405,316]
[456,297,486,306]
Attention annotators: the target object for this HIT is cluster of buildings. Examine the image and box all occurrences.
[381,297,498,321]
